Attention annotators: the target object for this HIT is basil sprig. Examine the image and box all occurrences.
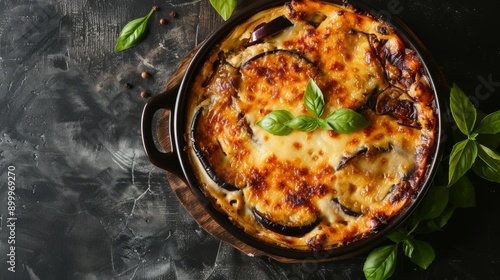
[209,0,237,21]
[114,7,156,53]
[364,83,500,280]
[448,83,500,185]
[364,176,476,280]
[257,79,370,136]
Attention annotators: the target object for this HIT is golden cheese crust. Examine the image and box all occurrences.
[185,0,437,250]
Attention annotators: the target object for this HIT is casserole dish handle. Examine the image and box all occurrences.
[141,87,184,177]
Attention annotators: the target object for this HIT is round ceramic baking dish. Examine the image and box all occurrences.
[141,0,445,261]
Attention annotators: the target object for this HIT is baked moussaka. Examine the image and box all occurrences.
[185,0,438,250]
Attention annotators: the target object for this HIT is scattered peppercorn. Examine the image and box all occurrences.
[169,11,177,18]
[140,90,149,98]
[141,71,149,79]
[125,82,134,89]
[160,18,168,25]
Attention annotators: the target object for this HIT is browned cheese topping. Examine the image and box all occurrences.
[185,0,437,250]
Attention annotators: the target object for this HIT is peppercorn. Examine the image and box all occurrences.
[141,71,149,79]
[169,11,177,18]
[140,91,149,98]
[125,82,133,89]
[160,18,167,25]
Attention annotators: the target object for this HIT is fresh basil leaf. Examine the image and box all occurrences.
[478,143,500,162]
[317,118,333,130]
[433,204,457,229]
[413,185,449,222]
[403,239,414,258]
[405,239,435,269]
[304,79,325,118]
[114,8,156,52]
[324,108,370,134]
[449,175,476,208]
[363,245,397,280]
[469,132,479,141]
[473,144,500,183]
[433,159,450,186]
[414,203,457,234]
[413,216,441,234]
[476,133,500,151]
[210,0,237,21]
[473,110,500,135]
[450,83,477,136]
[472,157,500,183]
[448,139,478,186]
[285,115,318,132]
[475,109,500,149]
[256,110,294,136]
[387,227,408,243]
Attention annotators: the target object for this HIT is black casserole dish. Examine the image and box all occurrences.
[142,0,444,261]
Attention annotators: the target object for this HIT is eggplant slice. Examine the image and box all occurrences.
[336,147,368,171]
[252,207,320,237]
[190,107,240,192]
[375,86,421,128]
[248,16,293,45]
[336,144,392,171]
[366,31,424,89]
[332,198,362,218]
[306,11,327,28]
[241,49,316,69]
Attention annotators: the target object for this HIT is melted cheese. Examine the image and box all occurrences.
[185,0,437,250]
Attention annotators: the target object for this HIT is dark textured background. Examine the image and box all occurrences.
[1,0,499,279]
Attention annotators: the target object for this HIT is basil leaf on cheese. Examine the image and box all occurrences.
[285,115,318,132]
[257,110,294,136]
[324,108,370,134]
[304,79,325,118]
